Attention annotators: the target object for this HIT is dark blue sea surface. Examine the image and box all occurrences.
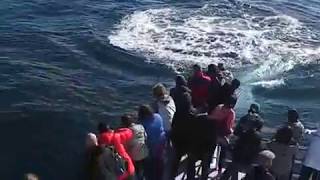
[0,0,319,179]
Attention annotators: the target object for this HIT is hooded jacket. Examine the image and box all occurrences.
[170,75,194,115]
[154,95,176,132]
[170,75,195,150]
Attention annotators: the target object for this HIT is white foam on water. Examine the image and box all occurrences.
[108,5,320,83]
[250,78,285,89]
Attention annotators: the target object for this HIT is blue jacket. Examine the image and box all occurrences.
[142,113,165,157]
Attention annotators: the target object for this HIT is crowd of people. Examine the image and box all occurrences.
[85,63,320,180]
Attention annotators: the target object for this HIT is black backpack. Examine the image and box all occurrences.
[92,146,127,180]
[107,146,126,176]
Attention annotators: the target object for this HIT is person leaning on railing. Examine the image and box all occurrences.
[299,127,320,180]
[208,96,237,174]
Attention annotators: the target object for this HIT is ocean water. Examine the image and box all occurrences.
[0,0,319,179]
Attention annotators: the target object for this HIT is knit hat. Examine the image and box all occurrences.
[249,103,260,113]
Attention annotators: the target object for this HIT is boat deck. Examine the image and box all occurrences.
[175,145,307,180]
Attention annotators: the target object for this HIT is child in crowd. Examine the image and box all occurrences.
[287,109,305,144]
[243,150,276,180]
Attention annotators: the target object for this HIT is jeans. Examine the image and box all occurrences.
[299,165,320,180]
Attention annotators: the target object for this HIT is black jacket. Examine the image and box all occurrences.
[234,113,264,136]
[232,130,262,165]
[170,85,194,149]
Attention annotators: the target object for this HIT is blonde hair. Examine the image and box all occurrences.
[152,83,167,98]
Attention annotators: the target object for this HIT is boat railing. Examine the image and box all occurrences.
[176,139,307,180]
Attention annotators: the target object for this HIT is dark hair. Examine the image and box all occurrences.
[288,109,299,123]
[121,113,135,127]
[231,79,241,89]
[275,126,293,144]
[224,96,237,108]
[207,64,218,75]
[218,63,225,71]
[138,105,153,121]
[175,75,187,87]
[192,64,201,72]
[98,122,111,133]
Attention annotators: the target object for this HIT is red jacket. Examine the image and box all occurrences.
[208,104,235,136]
[99,128,134,180]
[188,71,211,107]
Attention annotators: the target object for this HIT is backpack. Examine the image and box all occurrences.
[107,146,127,176]
[91,146,126,180]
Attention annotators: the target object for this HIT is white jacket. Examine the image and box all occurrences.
[156,95,176,132]
[303,129,320,171]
